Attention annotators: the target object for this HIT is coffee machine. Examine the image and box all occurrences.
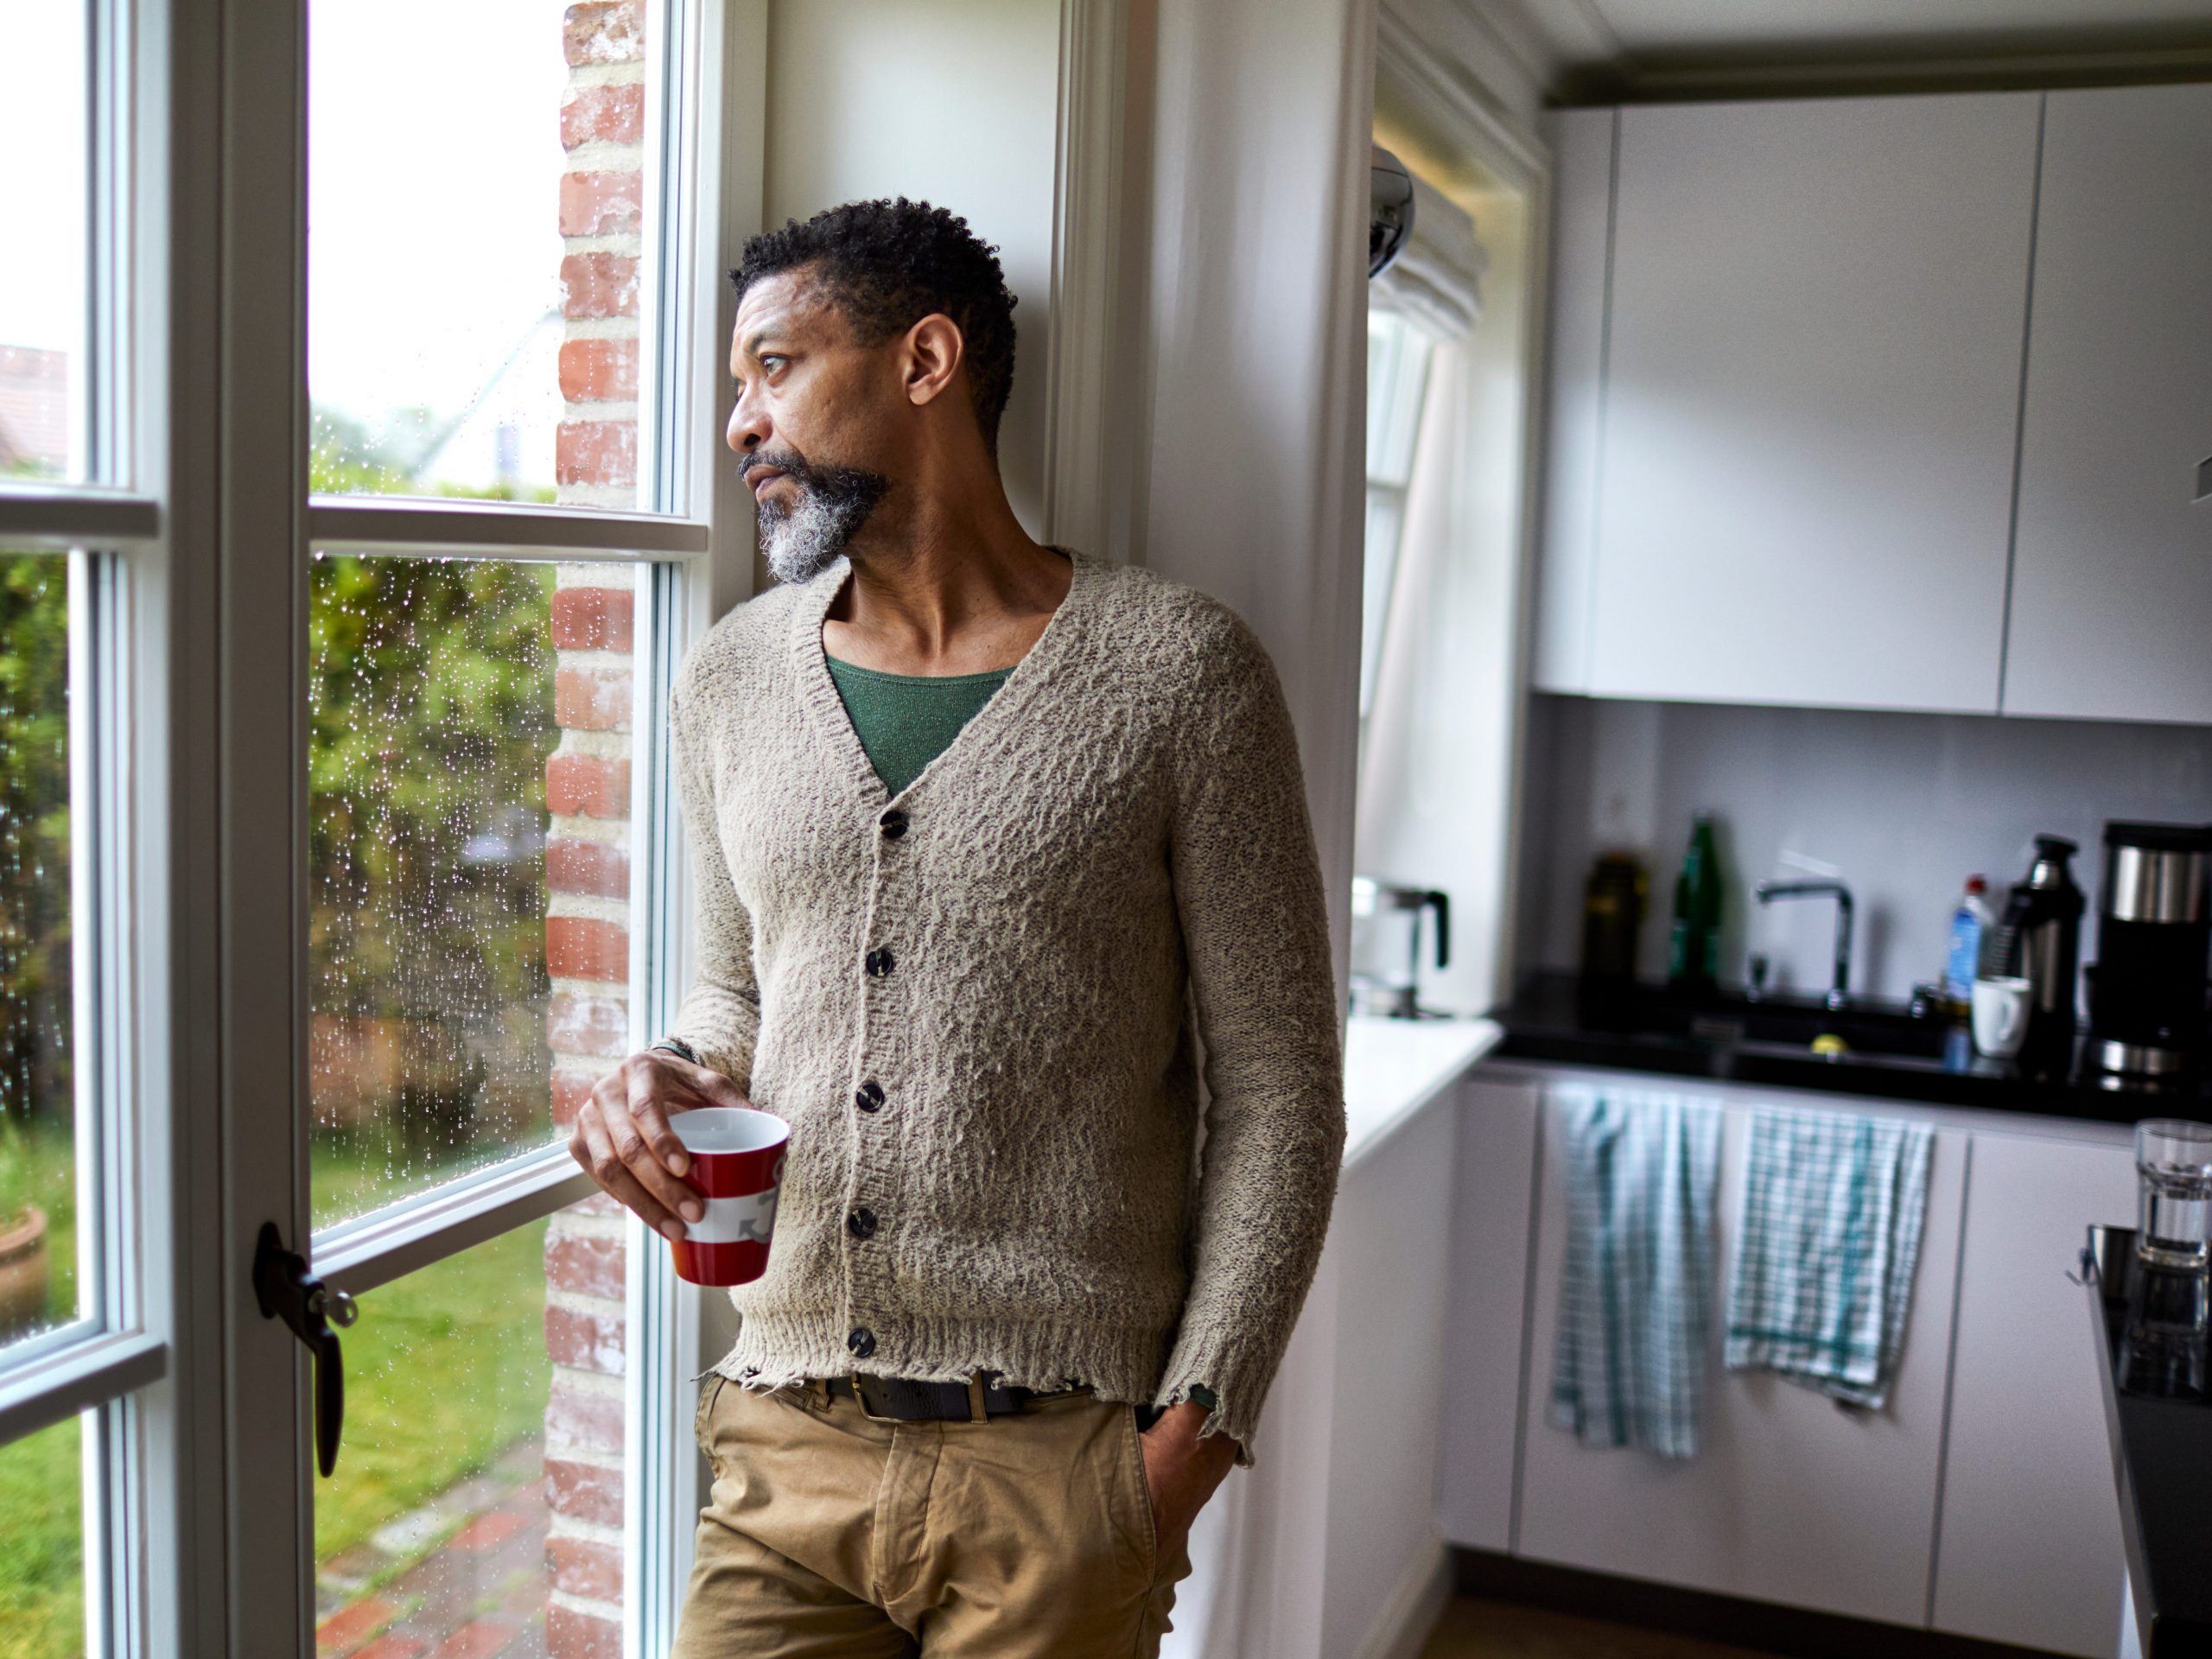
[2085,822,2212,1083]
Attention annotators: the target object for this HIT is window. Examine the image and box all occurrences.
[306,0,661,508]
[307,554,646,1227]
[0,0,755,1647]
[0,0,92,486]
[312,1198,614,1657]
[1359,308,1434,721]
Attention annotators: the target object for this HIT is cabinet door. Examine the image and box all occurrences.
[1588,94,2040,712]
[1433,1076,1543,1549]
[1516,1094,1968,1628]
[1930,1131,2136,1657]
[1531,109,1616,695]
[2001,85,2212,724]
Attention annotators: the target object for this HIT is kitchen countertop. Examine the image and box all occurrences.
[1342,1013,1502,1172]
[1493,970,2209,1126]
[2082,1225,2212,1659]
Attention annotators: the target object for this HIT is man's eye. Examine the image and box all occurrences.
[760,354,787,372]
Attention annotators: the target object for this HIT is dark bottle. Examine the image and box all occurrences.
[1580,852,1649,1027]
[1667,817,1724,991]
[1988,835,2086,1062]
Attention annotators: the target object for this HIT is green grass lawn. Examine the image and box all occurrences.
[1,1130,562,1655]
[0,1413,82,1659]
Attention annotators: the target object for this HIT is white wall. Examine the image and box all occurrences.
[762,0,1062,537]
[1519,694,2212,1003]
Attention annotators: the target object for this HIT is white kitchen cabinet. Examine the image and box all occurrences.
[1512,1089,1969,1628]
[1530,108,1615,696]
[1432,1077,1542,1549]
[2000,84,2212,725]
[1929,1131,2137,1657]
[1585,94,2041,712]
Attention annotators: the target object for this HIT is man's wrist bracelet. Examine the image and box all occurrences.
[648,1035,701,1065]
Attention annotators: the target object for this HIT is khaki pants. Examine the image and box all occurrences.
[672,1372,1196,1657]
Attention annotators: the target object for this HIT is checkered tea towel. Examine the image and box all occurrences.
[1548,1084,1726,1460]
[1724,1106,1934,1411]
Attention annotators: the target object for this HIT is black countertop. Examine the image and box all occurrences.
[2082,1225,2212,1659]
[1491,971,2210,1126]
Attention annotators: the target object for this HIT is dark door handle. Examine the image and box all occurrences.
[252,1221,357,1477]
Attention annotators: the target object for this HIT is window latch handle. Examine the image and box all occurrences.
[251,1221,349,1478]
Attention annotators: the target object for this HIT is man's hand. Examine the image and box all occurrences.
[1137,1401,1240,1563]
[569,1049,754,1239]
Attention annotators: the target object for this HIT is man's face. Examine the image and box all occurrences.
[728,269,897,585]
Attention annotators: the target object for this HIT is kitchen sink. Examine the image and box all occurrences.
[1574,982,1954,1061]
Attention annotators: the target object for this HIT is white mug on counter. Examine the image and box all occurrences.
[1971,975,2033,1058]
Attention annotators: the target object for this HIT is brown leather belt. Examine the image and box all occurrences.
[826,1370,1088,1423]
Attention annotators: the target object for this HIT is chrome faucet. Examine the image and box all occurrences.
[1753,879,1854,1011]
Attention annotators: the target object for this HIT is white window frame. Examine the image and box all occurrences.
[0,0,766,1651]
[1357,307,1435,722]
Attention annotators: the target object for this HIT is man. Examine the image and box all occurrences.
[567,197,1346,1657]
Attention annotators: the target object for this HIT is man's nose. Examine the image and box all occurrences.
[727,390,771,454]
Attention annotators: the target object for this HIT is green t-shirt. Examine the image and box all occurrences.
[823,653,1014,798]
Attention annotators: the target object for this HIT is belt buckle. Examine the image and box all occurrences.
[850,1372,899,1423]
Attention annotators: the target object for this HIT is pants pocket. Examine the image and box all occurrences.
[1122,1403,1161,1581]
[692,1373,726,1460]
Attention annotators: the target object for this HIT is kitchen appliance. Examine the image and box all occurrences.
[2085,822,2212,1083]
[1350,875,1450,1019]
[1986,836,2086,1064]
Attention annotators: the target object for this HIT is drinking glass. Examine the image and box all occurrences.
[2135,1119,2212,1271]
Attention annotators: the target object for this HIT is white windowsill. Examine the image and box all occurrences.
[1342,1012,1503,1173]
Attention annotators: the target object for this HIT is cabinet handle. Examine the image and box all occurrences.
[2196,455,2210,504]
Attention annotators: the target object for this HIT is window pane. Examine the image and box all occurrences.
[0,0,89,484]
[315,1199,627,1656]
[0,552,85,1361]
[310,556,641,1228]
[1359,493,1405,720]
[0,1409,87,1659]
[1364,310,1433,491]
[308,0,658,508]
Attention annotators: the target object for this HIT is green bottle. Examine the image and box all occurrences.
[1667,816,1723,989]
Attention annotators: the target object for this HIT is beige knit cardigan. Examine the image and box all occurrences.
[664,543,1346,1465]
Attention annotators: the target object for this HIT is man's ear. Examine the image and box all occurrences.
[900,313,966,410]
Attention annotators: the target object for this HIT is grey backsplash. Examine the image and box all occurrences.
[1516,694,2212,1006]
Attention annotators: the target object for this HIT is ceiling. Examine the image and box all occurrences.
[1510,0,2212,97]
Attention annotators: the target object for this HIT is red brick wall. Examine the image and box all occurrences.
[543,1,647,1650]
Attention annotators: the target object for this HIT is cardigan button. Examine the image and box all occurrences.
[865,947,896,977]
[879,807,908,839]
[847,1325,876,1358]
[855,1079,886,1112]
[847,1206,878,1240]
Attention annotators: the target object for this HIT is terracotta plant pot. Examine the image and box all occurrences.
[0,1205,51,1338]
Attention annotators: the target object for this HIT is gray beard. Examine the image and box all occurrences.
[756,466,891,585]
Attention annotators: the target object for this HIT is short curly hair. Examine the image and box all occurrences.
[730,198,1019,455]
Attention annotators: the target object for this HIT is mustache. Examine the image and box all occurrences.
[747,446,891,518]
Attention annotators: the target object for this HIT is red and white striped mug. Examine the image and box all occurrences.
[668,1107,791,1287]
